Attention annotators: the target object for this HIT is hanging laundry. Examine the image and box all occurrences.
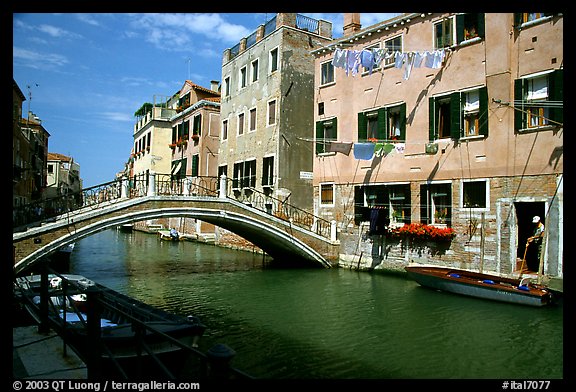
[353,143,375,160]
[360,49,375,75]
[373,48,386,69]
[424,51,435,68]
[373,142,384,157]
[403,52,415,80]
[332,48,347,69]
[394,143,406,154]
[432,49,445,68]
[413,51,425,68]
[347,50,362,76]
[327,141,353,155]
[394,51,405,68]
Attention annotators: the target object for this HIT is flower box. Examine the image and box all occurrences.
[387,223,456,242]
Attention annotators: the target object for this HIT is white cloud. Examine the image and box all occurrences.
[13,47,69,69]
[126,13,251,51]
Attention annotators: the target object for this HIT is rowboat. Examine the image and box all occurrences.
[405,265,553,307]
[14,273,206,375]
[158,230,185,241]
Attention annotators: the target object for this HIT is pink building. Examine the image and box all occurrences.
[312,13,563,277]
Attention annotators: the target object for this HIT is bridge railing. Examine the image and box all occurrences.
[220,175,334,239]
[14,173,336,241]
[13,178,124,231]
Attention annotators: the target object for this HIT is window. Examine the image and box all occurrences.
[429,87,488,141]
[262,156,274,187]
[243,159,256,188]
[456,13,485,43]
[249,108,257,132]
[462,180,488,209]
[251,59,259,83]
[514,70,563,131]
[270,47,279,73]
[463,90,480,137]
[223,76,231,97]
[354,184,411,226]
[514,13,553,28]
[238,112,245,136]
[384,36,402,66]
[318,102,325,116]
[320,183,334,206]
[267,99,277,126]
[434,17,455,49]
[192,114,202,136]
[315,118,338,154]
[191,154,199,177]
[232,162,243,189]
[239,66,247,89]
[358,103,406,142]
[218,165,227,180]
[420,183,452,226]
[222,119,228,141]
[321,60,334,85]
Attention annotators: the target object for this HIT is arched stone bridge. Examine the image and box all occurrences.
[13,174,340,274]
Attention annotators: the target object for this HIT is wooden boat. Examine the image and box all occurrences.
[14,273,206,375]
[405,265,553,307]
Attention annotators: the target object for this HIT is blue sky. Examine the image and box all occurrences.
[13,13,400,187]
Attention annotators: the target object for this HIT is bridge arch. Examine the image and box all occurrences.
[13,197,334,274]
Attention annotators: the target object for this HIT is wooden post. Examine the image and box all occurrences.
[38,262,50,334]
[479,212,485,273]
[85,286,102,379]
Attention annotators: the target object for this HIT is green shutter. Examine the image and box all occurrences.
[514,78,525,131]
[513,13,523,29]
[456,14,465,44]
[315,121,324,154]
[477,13,485,39]
[192,155,199,177]
[428,97,436,141]
[478,86,489,136]
[548,69,563,124]
[377,107,387,140]
[450,92,461,140]
[332,117,338,141]
[358,112,367,141]
[399,103,407,141]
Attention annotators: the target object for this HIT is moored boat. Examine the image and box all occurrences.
[14,273,206,376]
[405,265,553,307]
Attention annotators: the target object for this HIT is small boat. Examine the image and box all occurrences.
[14,273,206,376]
[158,229,185,241]
[405,265,553,307]
[118,223,134,232]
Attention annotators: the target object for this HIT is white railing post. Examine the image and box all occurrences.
[148,171,156,196]
[121,176,129,198]
[331,220,337,242]
[183,176,190,196]
[219,175,227,199]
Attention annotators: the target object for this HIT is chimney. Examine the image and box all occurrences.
[210,80,220,92]
[343,13,361,36]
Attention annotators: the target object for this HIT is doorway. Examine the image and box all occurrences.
[514,201,545,272]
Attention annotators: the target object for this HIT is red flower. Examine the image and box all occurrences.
[387,223,455,241]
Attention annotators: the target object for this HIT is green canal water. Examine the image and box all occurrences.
[69,229,563,380]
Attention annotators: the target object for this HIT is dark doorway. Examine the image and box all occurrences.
[514,201,545,272]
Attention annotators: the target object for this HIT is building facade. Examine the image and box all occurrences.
[45,152,81,199]
[218,13,333,212]
[312,13,563,277]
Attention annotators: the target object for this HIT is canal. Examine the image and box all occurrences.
[69,229,563,379]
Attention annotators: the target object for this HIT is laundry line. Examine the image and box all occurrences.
[331,46,448,80]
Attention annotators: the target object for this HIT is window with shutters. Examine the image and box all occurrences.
[514,70,563,131]
[354,184,411,226]
[456,13,485,44]
[358,103,406,142]
[320,183,335,206]
[243,159,256,188]
[315,118,338,155]
[429,87,488,141]
[192,114,201,136]
[321,60,334,86]
[434,17,455,49]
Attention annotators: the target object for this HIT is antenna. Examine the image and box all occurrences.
[25,83,39,124]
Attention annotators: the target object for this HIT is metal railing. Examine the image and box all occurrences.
[19,267,253,379]
[13,173,335,241]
